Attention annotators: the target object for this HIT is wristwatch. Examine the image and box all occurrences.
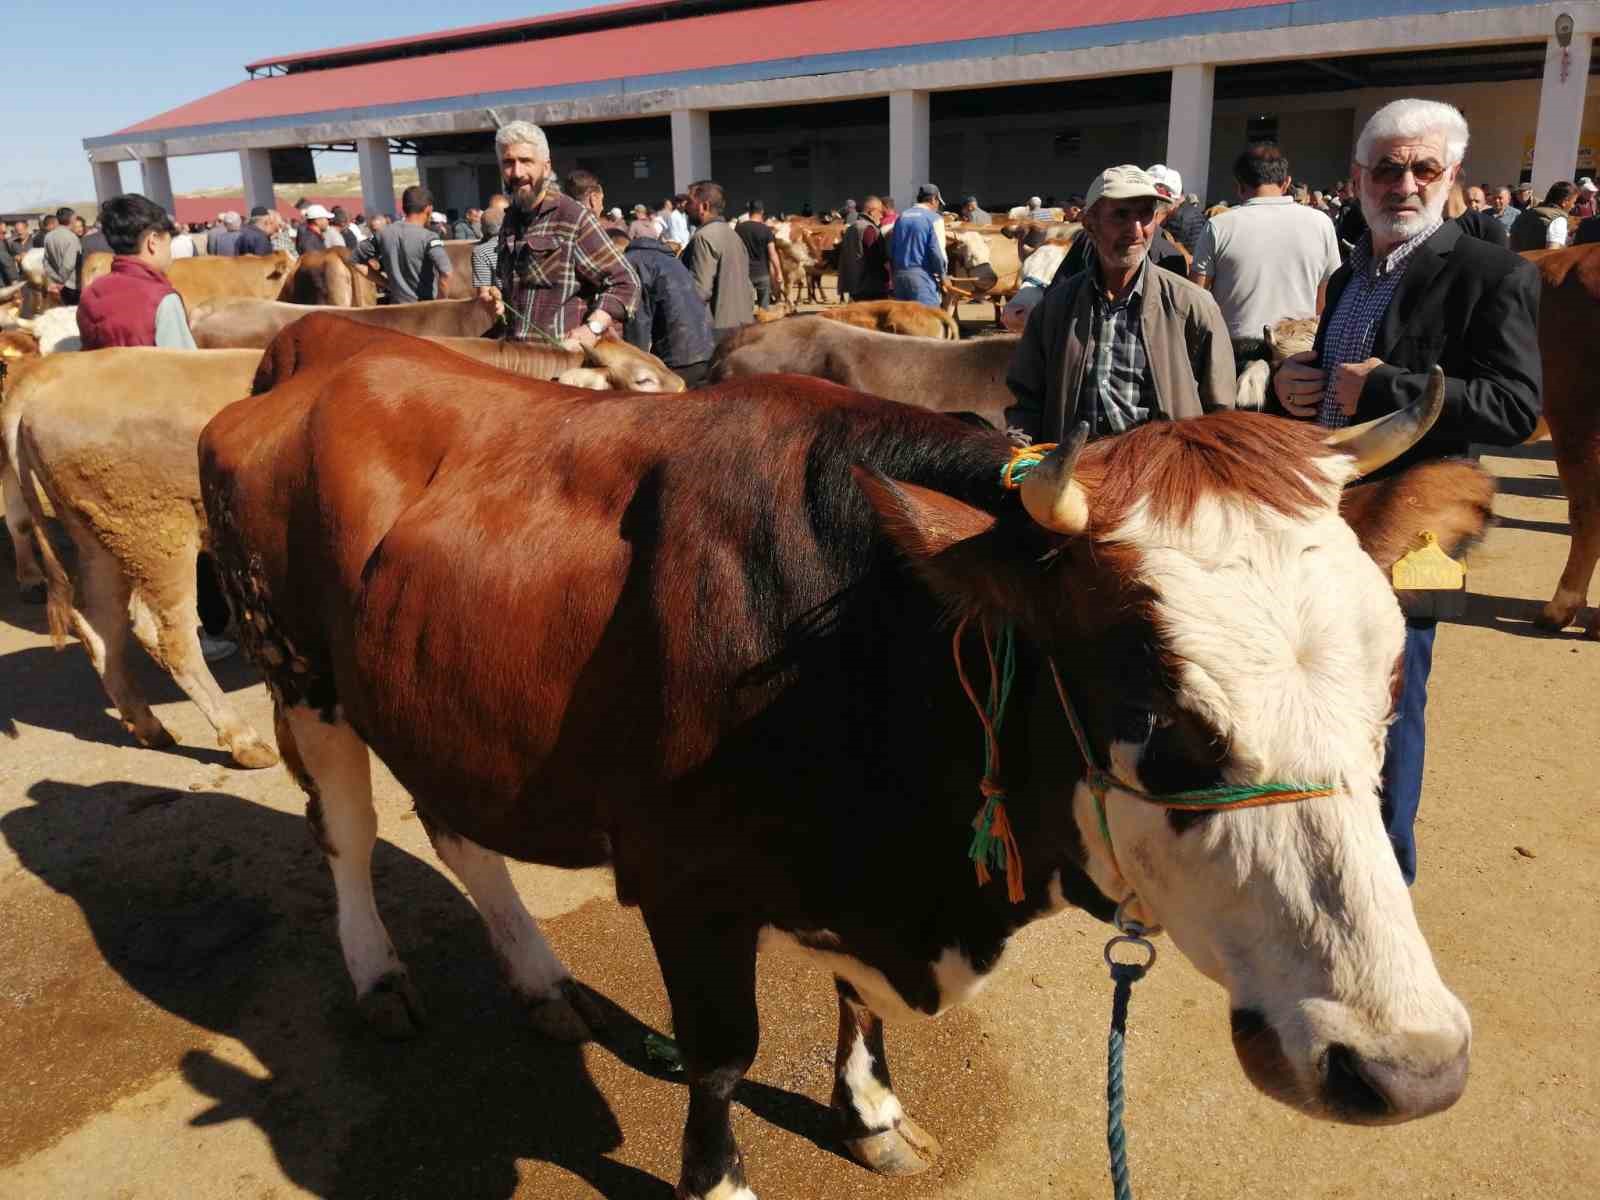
[587,316,607,336]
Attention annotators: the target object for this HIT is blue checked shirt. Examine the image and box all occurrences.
[1078,259,1154,437]
[1317,220,1440,428]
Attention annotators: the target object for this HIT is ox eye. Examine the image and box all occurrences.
[1112,705,1157,745]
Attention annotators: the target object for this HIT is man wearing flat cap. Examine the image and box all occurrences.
[1007,164,1236,442]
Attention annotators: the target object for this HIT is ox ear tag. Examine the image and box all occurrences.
[1392,531,1467,620]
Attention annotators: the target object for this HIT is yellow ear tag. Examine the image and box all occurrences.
[1393,532,1467,618]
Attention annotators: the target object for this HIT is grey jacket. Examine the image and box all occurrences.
[1006,260,1236,441]
[681,217,754,329]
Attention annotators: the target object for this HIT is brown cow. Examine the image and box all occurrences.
[712,318,1018,427]
[192,304,684,391]
[1525,244,1600,637]
[81,250,296,308]
[190,296,502,347]
[201,316,1475,1198]
[816,299,959,340]
[287,246,378,307]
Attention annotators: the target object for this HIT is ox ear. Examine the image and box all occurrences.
[854,467,1033,614]
[1339,459,1496,576]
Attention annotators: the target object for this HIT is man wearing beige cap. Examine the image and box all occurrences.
[1006,164,1235,442]
[295,204,334,256]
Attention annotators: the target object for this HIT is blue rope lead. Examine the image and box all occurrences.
[1106,960,1143,1200]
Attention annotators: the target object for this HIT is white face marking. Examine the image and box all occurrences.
[759,929,999,1020]
[1076,458,1469,1109]
[687,1178,758,1200]
[842,1032,904,1130]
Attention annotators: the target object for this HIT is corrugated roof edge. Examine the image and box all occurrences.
[244,0,733,73]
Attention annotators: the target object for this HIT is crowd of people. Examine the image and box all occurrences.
[10,98,1556,890]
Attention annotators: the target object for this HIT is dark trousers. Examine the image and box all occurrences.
[1381,619,1436,885]
[751,276,773,308]
[674,360,709,388]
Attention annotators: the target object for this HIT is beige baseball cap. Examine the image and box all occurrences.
[1084,165,1169,210]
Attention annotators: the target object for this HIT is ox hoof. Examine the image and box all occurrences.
[128,722,178,750]
[20,582,46,606]
[527,980,602,1043]
[1536,600,1580,632]
[228,737,280,770]
[358,971,427,1040]
[844,1117,942,1177]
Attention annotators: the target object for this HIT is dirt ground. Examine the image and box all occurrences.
[0,434,1595,1200]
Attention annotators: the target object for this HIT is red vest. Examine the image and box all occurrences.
[77,257,179,349]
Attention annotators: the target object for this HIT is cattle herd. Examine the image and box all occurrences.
[0,231,1595,1200]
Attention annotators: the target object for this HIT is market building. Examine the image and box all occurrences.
[83,1,1600,218]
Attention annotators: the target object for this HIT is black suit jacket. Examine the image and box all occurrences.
[1310,221,1541,474]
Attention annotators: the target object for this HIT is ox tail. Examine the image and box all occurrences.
[14,424,74,648]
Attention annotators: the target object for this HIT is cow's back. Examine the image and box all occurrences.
[202,316,973,863]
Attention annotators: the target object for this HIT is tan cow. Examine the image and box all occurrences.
[711,318,1018,428]
[287,247,378,306]
[80,250,296,308]
[6,348,279,767]
[815,300,959,339]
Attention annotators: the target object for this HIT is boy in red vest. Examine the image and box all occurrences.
[77,193,196,350]
[77,193,237,659]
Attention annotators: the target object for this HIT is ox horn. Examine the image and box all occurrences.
[1019,423,1092,534]
[1324,365,1445,477]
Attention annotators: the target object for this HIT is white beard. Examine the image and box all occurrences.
[1362,187,1449,247]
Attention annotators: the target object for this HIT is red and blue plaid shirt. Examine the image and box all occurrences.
[496,190,638,342]
[1317,220,1440,428]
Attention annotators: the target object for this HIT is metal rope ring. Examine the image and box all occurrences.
[1113,896,1163,939]
[1103,933,1157,975]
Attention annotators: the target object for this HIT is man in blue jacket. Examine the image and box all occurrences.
[610,228,715,386]
[889,183,948,307]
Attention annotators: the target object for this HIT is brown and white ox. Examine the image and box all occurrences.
[199,315,1475,1200]
[1525,244,1600,637]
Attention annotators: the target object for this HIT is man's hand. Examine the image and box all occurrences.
[1331,356,1383,416]
[1273,350,1326,418]
[572,322,600,349]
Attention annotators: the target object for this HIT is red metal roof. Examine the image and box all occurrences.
[126,0,1277,136]
[244,0,681,73]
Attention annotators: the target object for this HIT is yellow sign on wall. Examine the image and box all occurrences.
[1523,132,1600,172]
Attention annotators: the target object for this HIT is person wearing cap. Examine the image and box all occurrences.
[960,196,992,226]
[1148,164,1206,252]
[1006,164,1235,443]
[236,207,276,256]
[627,203,661,241]
[1508,180,1578,250]
[1190,142,1342,339]
[295,204,334,256]
[888,184,948,308]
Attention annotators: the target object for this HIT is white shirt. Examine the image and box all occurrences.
[169,234,196,259]
[1191,195,1341,338]
[1546,215,1569,248]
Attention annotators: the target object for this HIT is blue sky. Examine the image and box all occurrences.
[0,0,575,210]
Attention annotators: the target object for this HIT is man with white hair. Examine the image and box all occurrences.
[490,119,637,346]
[210,212,243,257]
[1275,97,1541,884]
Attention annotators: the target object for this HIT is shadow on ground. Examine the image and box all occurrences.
[0,781,703,1199]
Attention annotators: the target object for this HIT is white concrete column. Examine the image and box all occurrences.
[91,161,123,206]
[1165,64,1215,205]
[1532,33,1594,194]
[671,109,711,193]
[889,90,929,211]
[240,147,276,215]
[357,137,396,218]
[139,156,175,216]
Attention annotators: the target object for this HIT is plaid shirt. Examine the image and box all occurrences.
[1317,219,1440,428]
[496,191,638,342]
[1078,258,1154,437]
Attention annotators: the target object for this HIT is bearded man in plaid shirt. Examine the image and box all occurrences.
[488,120,638,348]
[1275,98,1540,885]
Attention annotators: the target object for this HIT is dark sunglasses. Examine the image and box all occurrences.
[1364,158,1448,186]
